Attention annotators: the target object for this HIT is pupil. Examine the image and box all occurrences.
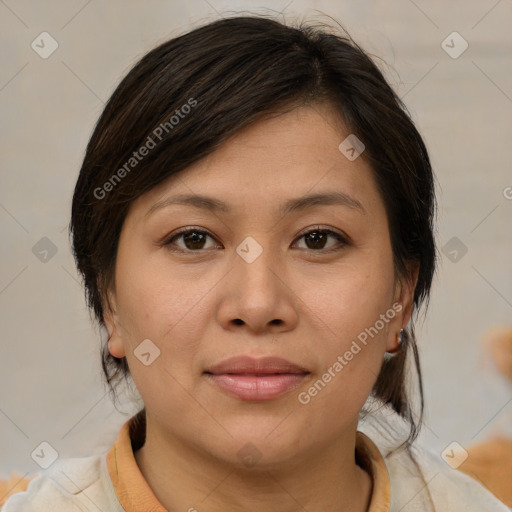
[182,231,328,250]
[307,231,326,249]
[185,231,205,249]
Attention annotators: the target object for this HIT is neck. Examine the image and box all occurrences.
[134,416,372,512]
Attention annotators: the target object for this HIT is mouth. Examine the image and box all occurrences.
[204,356,310,401]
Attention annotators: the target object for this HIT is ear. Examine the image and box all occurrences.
[103,289,126,359]
[386,262,420,353]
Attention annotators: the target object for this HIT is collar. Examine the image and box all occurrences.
[106,411,391,511]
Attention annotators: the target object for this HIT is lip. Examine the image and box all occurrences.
[204,356,310,401]
[205,356,309,375]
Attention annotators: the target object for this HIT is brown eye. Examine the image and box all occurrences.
[181,231,208,250]
[294,228,347,252]
[164,228,219,251]
[304,231,328,250]
[163,226,347,253]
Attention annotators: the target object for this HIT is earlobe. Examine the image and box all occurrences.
[386,263,419,353]
[400,261,420,327]
[107,334,126,359]
[103,291,126,359]
[386,328,405,354]
[104,320,126,359]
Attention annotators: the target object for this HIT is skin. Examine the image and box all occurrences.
[105,103,418,512]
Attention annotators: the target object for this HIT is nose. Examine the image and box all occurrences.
[216,241,299,335]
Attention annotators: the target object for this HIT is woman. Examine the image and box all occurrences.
[3,15,508,512]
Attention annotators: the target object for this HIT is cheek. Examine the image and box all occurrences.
[295,254,396,347]
[114,259,212,417]
[291,255,396,417]
[115,255,215,364]
[296,280,393,427]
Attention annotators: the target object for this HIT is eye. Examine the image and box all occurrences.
[292,226,348,252]
[162,226,349,253]
[163,227,220,252]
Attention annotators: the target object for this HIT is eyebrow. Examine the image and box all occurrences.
[145,191,365,218]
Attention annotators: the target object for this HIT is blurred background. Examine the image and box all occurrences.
[1,0,511,477]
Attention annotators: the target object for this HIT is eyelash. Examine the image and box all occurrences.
[162,225,349,254]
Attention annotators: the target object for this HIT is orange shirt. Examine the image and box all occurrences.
[106,414,391,511]
[2,412,510,510]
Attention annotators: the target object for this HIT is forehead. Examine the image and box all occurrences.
[130,105,382,220]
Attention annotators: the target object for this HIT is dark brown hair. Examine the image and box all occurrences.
[70,15,437,443]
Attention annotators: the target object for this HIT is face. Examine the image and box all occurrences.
[105,104,416,468]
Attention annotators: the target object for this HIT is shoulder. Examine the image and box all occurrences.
[358,408,510,512]
[1,454,123,512]
[386,442,510,511]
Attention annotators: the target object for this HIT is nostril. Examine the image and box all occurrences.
[233,319,244,325]
[270,319,283,325]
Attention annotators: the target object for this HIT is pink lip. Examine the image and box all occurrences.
[204,356,310,401]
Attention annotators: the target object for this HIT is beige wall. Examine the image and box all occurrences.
[1,0,511,475]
